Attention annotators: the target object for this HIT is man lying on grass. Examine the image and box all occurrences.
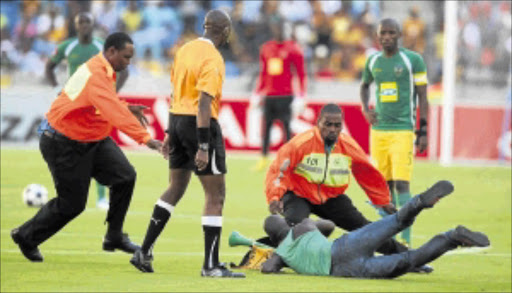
[261,181,490,278]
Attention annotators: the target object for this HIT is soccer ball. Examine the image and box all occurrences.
[22,184,49,207]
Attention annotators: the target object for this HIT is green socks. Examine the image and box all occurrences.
[397,192,412,246]
[96,181,106,200]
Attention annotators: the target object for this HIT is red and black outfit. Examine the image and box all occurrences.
[255,40,306,155]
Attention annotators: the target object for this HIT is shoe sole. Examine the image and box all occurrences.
[455,226,490,247]
[419,180,454,207]
[130,258,154,273]
[201,273,246,278]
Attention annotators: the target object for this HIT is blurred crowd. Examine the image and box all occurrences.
[0,0,510,89]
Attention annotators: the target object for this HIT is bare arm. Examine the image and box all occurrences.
[261,253,286,274]
[116,68,129,92]
[197,92,213,128]
[360,81,377,125]
[416,84,429,153]
[45,60,59,87]
[195,92,213,171]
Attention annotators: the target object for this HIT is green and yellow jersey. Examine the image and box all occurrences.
[275,229,332,276]
[362,48,427,131]
[50,37,104,77]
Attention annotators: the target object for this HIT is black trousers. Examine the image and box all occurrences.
[262,96,293,156]
[282,192,408,255]
[16,133,136,248]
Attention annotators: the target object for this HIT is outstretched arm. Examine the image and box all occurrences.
[45,60,59,87]
[261,253,286,274]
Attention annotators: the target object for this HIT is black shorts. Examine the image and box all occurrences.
[167,114,227,175]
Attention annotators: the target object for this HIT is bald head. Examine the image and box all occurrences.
[203,9,232,46]
[204,9,232,32]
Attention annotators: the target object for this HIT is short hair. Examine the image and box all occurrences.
[319,103,343,118]
[104,32,133,51]
[379,18,401,33]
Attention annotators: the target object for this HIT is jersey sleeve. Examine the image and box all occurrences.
[87,72,151,144]
[196,56,223,98]
[361,55,374,84]
[265,141,301,204]
[50,41,68,64]
[412,53,428,86]
[254,47,267,94]
[342,134,391,206]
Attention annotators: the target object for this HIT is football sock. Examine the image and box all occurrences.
[96,181,106,200]
[202,216,222,270]
[141,199,173,255]
[398,192,412,246]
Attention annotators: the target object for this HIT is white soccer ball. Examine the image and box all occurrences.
[22,184,49,207]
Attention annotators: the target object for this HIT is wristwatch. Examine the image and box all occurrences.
[198,143,209,152]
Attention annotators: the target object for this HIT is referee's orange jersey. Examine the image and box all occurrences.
[169,38,225,119]
[46,53,151,144]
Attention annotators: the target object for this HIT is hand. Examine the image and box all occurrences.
[249,93,262,109]
[161,134,170,160]
[146,139,163,152]
[363,109,378,125]
[381,203,398,215]
[194,148,209,171]
[128,105,149,128]
[416,135,428,154]
[268,200,283,215]
[291,96,306,117]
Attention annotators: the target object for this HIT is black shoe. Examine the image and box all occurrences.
[11,228,43,262]
[103,233,140,253]
[450,225,490,247]
[201,263,246,278]
[130,249,154,273]
[409,264,434,274]
[419,180,454,208]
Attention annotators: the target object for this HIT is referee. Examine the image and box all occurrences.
[130,10,244,278]
[11,32,162,262]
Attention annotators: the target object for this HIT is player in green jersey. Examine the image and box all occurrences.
[44,12,129,210]
[360,18,429,247]
[261,181,490,279]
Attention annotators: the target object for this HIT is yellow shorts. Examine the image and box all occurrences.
[370,129,415,182]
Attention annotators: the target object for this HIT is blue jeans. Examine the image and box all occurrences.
[330,208,457,278]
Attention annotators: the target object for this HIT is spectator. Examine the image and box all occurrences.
[279,0,313,23]
[33,4,67,57]
[402,6,426,54]
[91,0,119,38]
[119,1,142,34]
[132,1,182,61]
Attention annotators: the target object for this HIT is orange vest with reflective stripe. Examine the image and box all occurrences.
[265,127,391,206]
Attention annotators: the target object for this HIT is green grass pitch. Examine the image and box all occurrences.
[1,148,510,292]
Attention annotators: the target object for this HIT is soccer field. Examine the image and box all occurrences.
[1,148,510,292]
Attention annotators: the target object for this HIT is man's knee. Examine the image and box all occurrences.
[386,257,411,278]
[56,197,86,219]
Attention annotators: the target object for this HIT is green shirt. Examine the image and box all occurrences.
[362,48,428,130]
[50,37,104,77]
[275,229,332,276]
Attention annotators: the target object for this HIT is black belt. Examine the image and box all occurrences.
[43,130,91,145]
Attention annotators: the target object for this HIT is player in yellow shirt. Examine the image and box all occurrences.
[130,9,244,278]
